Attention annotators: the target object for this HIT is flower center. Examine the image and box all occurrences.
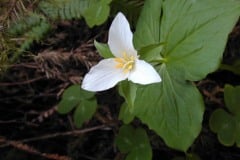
[114,52,135,73]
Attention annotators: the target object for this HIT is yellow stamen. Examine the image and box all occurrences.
[116,63,124,68]
[115,58,125,63]
[114,52,135,73]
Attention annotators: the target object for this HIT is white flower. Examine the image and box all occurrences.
[81,12,161,92]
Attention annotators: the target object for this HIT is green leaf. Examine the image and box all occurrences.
[58,85,82,114]
[126,147,151,160]
[83,0,111,27]
[209,109,238,146]
[73,99,97,128]
[208,85,240,147]
[58,98,79,114]
[115,125,152,160]
[224,85,240,116]
[119,102,135,124]
[115,125,135,153]
[133,65,204,151]
[218,120,236,146]
[138,43,165,63]
[132,0,240,151]
[119,81,137,110]
[209,109,232,133]
[63,85,94,100]
[133,0,162,49]
[160,0,240,81]
[126,128,152,160]
[57,85,95,114]
[94,40,113,58]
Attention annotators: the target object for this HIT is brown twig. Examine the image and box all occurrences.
[8,141,71,160]
[0,76,46,86]
[0,124,109,148]
[31,105,57,123]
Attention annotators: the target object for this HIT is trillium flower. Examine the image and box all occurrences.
[81,12,161,92]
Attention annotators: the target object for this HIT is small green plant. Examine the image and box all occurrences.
[115,125,152,160]
[209,84,240,147]
[81,0,240,152]
[57,85,97,128]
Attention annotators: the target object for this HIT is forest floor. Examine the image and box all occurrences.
[0,16,240,160]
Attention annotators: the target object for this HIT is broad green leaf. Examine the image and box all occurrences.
[138,43,165,63]
[133,65,204,151]
[61,85,81,99]
[126,147,151,160]
[132,0,240,151]
[209,109,232,133]
[115,125,135,153]
[119,81,137,110]
[94,40,113,58]
[119,102,135,124]
[133,0,162,49]
[224,85,240,116]
[209,108,238,146]
[62,84,94,100]
[58,85,82,114]
[115,125,152,160]
[209,85,240,147]
[160,0,240,81]
[218,118,236,146]
[126,128,152,160]
[73,99,97,128]
[58,85,95,114]
[83,0,111,27]
[58,98,79,114]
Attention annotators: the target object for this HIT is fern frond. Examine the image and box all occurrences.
[38,0,89,20]
[8,13,46,36]
[18,19,51,51]
[38,0,111,27]
[8,13,51,61]
[6,12,51,62]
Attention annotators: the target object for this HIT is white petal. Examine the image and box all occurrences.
[108,12,137,58]
[128,60,161,84]
[81,59,128,92]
